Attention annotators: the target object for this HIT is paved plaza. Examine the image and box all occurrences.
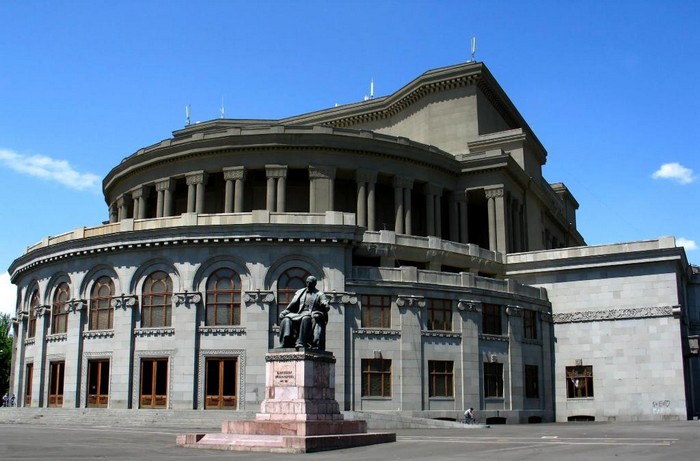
[0,420,699,460]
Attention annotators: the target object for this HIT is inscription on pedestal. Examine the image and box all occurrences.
[273,362,296,386]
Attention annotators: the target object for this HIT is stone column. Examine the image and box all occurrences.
[186,173,199,213]
[357,170,377,230]
[506,305,524,412]
[265,165,287,212]
[459,193,469,244]
[356,180,366,227]
[62,298,87,407]
[434,191,442,239]
[32,305,50,407]
[196,176,207,214]
[155,178,174,218]
[397,295,425,411]
[117,196,127,221]
[110,294,137,408]
[309,166,335,213]
[457,300,482,413]
[486,187,505,252]
[277,175,286,212]
[222,167,245,213]
[172,292,201,409]
[403,186,412,235]
[131,187,148,220]
[393,178,404,234]
[109,203,118,223]
[449,193,459,242]
[367,179,376,231]
[12,312,28,406]
[424,184,438,235]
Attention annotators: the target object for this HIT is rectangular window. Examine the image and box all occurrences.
[361,359,391,397]
[483,362,503,398]
[566,365,594,398]
[428,361,454,397]
[524,364,539,399]
[482,303,502,335]
[427,299,452,331]
[523,310,537,339]
[361,295,391,329]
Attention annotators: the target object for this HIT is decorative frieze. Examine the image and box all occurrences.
[552,305,678,324]
[134,327,175,337]
[83,329,115,339]
[47,333,67,343]
[199,326,247,336]
[479,333,509,343]
[352,328,401,337]
[421,330,462,339]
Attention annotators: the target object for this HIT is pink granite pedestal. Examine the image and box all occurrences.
[177,350,395,453]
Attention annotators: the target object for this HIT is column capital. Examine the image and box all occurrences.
[65,298,88,313]
[110,294,138,310]
[155,178,175,191]
[116,196,126,207]
[309,165,336,179]
[457,299,482,312]
[505,304,522,317]
[356,169,377,183]
[186,170,207,185]
[174,291,202,308]
[223,166,247,181]
[393,176,414,188]
[129,185,150,199]
[265,164,288,178]
[396,295,425,309]
[243,290,275,305]
[485,186,504,199]
[35,305,51,317]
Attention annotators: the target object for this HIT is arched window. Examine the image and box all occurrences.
[51,282,70,334]
[276,267,310,321]
[205,268,242,326]
[28,289,39,338]
[141,271,172,328]
[90,276,114,330]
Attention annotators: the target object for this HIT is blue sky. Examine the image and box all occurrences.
[1,0,698,315]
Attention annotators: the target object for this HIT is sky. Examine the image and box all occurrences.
[0,0,698,316]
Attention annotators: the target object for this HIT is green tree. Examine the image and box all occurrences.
[0,313,12,397]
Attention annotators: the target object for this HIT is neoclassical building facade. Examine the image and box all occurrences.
[8,62,699,423]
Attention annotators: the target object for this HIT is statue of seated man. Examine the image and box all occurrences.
[278,275,330,350]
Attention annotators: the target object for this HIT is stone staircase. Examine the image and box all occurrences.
[0,408,483,430]
[0,407,256,429]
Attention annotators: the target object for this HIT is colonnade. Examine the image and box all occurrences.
[110,165,524,253]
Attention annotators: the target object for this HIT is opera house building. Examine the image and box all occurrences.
[8,62,699,423]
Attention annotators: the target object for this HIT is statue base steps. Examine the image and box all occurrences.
[177,350,396,453]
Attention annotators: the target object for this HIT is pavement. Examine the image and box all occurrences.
[1,420,699,460]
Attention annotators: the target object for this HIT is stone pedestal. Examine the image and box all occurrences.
[177,350,395,453]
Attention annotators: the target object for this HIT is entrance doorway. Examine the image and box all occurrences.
[205,357,238,409]
[24,363,33,406]
[139,358,168,409]
[87,359,110,408]
[48,361,65,407]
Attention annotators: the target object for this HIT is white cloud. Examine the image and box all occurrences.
[676,238,698,251]
[0,148,101,191]
[0,272,17,317]
[652,162,695,185]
